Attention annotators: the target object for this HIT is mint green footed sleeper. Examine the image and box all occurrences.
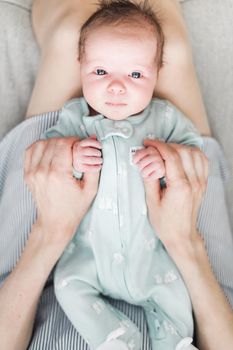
[43,98,202,350]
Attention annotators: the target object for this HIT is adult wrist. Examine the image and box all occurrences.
[24,220,75,273]
[165,231,206,267]
[33,217,78,245]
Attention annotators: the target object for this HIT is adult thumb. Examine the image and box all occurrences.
[143,178,161,207]
[83,171,100,195]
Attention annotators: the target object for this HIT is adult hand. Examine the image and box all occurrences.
[141,139,208,257]
[24,137,100,247]
[139,140,233,350]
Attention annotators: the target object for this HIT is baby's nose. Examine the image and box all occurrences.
[107,81,126,94]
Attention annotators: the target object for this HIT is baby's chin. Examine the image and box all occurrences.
[98,104,142,120]
[103,108,146,120]
[89,104,130,120]
[103,112,131,120]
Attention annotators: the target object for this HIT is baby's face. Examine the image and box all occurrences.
[80,25,158,120]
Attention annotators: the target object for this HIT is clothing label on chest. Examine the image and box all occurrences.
[129,146,144,165]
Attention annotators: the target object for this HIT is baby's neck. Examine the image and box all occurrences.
[88,105,98,116]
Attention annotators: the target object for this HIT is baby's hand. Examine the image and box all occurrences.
[133,146,165,181]
[72,135,103,173]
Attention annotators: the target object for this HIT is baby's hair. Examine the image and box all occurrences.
[78,0,164,70]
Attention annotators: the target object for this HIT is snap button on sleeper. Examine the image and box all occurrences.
[114,121,133,138]
[114,121,126,129]
[122,127,133,138]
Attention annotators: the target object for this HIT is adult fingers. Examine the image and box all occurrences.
[24,140,48,173]
[38,139,58,170]
[50,137,79,171]
[172,145,198,186]
[191,150,209,222]
[144,178,161,206]
[82,171,100,197]
[24,141,49,195]
[24,144,33,174]
[193,149,209,191]
[175,145,208,195]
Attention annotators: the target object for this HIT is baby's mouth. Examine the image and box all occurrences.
[105,102,127,107]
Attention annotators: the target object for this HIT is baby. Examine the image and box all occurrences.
[43,1,202,349]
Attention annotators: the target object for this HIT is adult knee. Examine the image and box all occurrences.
[163,31,194,70]
[32,0,97,54]
[37,16,78,57]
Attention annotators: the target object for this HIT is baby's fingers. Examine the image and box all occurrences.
[73,153,103,173]
[141,161,165,179]
[80,155,103,166]
[78,136,102,150]
[133,146,161,162]
[81,147,102,157]
[133,146,165,179]
[73,136,102,172]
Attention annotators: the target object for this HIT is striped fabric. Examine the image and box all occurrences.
[0,113,233,349]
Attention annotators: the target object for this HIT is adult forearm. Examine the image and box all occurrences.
[168,234,233,350]
[0,222,68,350]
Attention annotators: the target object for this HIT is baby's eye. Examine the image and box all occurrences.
[130,72,142,79]
[96,69,107,75]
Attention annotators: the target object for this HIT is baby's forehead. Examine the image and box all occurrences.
[87,21,157,40]
[80,21,159,68]
[84,23,157,53]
